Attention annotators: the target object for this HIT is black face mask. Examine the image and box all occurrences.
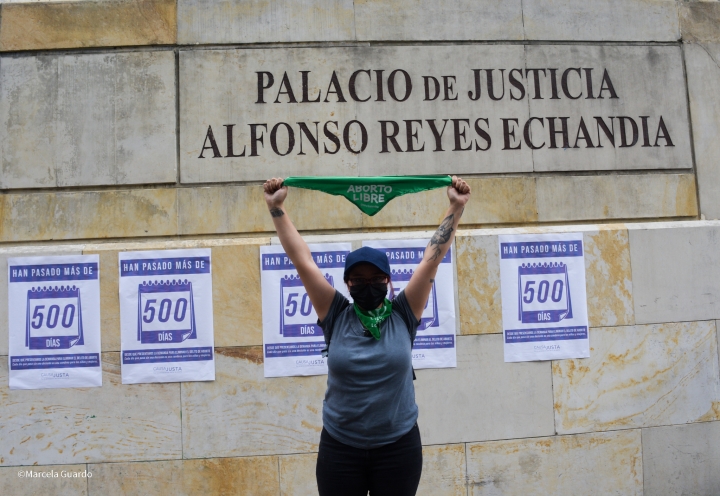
[349,283,388,310]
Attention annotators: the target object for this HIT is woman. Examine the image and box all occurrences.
[263,176,471,496]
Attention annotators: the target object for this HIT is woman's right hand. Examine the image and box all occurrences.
[264,178,287,209]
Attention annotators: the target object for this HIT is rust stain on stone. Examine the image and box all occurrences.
[675,174,698,216]
[216,346,264,364]
[0,0,177,51]
[696,401,720,422]
[584,229,633,327]
[301,420,321,433]
[456,236,501,335]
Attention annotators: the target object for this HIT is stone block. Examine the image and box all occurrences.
[553,321,720,434]
[81,248,120,352]
[0,55,57,189]
[56,51,176,187]
[456,226,633,335]
[212,243,266,347]
[0,51,176,189]
[354,0,524,41]
[456,234,502,335]
[181,347,326,458]
[353,45,532,177]
[630,223,720,324]
[525,45,691,172]
[522,0,679,41]
[179,48,360,183]
[417,444,467,496]
[680,1,720,42]
[0,189,178,242]
[642,421,720,495]
[279,453,317,496]
[177,0,355,44]
[0,0,176,51]
[0,245,84,356]
[415,334,555,445]
[364,177,537,229]
[466,430,642,495]
[179,45,532,182]
[0,353,182,465]
[89,456,280,496]
[685,43,720,220]
[584,228,633,327]
[536,173,697,222]
[0,464,89,495]
[178,184,362,235]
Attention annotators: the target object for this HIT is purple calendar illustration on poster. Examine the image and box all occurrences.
[279,274,333,338]
[517,262,572,324]
[389,268,439,331]
[26,286,83,350]
[137,280,197,344]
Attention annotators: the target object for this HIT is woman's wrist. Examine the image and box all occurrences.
[268,204,285,217]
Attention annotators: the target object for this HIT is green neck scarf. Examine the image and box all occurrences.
[282,175,452,216]
[353,299,393,340]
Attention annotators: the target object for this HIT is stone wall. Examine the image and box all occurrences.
[1,1,720,494]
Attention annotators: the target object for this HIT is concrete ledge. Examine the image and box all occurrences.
[0,188,178,242]
[0,0,177,52]
[0,173,699,243]
[536,173,698,222]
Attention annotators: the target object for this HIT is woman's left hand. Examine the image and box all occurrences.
[448,175,471,207]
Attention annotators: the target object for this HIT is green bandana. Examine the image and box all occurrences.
[353,299,393,340]
[282,175,452,216]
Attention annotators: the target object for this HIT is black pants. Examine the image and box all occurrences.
[315,424,423,496]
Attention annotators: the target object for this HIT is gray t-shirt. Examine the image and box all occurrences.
[318,289,420,449]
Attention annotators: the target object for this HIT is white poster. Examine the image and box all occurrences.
[260,243,351,378]
[7,255,102,389]
[119,249,215,384]
[363,239,457,369]
[499,233,589,362]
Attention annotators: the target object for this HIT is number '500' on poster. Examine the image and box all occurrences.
[8,255,102,389]
[119,249,215,384]
[260,243,351,378]
[498,233,589,363]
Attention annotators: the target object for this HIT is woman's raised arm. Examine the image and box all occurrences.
[403,176,471,321]
[264,178,337,321]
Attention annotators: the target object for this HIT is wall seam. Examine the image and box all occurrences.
[464,441,469,496]
[0,169,698,196]
[0,39,685,59]
[715,320,720,384]
[174,47,181,239]
[640,427,646,496]
[180,382,184,460]
[351,0,357,42]
[680,42,702,219]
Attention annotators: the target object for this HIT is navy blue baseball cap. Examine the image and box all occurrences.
[344,246,391,281]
